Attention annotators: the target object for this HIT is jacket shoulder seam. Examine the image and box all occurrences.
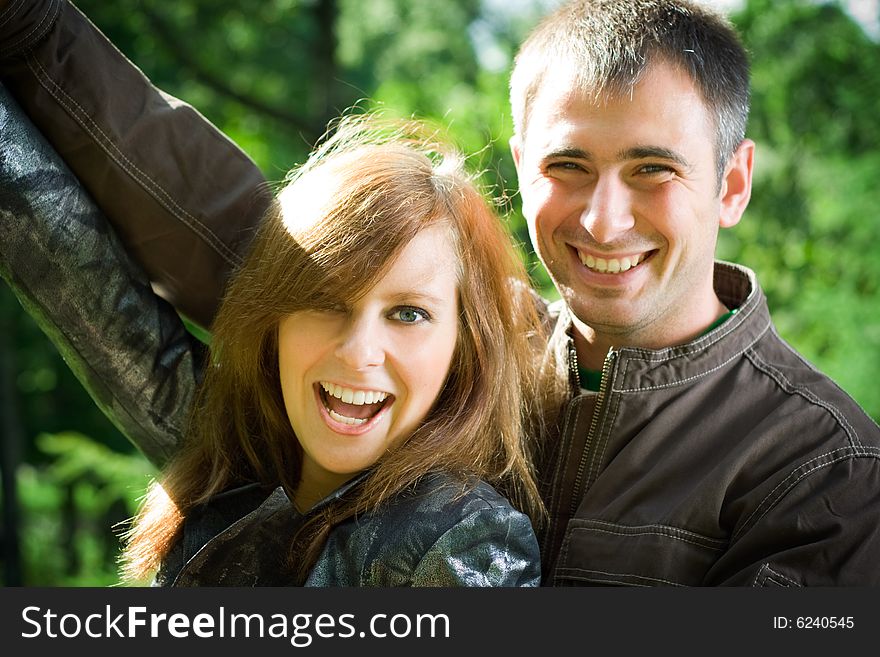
[744,341,867,449]
[733,446,880,541]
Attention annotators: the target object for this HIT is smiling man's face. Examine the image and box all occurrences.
[512,61,753,355]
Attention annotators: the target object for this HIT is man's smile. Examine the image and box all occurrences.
[575,248,655,274]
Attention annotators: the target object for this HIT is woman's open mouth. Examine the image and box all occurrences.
[315,381,394,432]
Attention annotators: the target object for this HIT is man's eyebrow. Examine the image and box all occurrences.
[543,146,594,161]
[619,146,691,168]
[541,145,691,168]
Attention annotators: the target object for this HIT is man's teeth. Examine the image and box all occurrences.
[320,382,388,406]
[579,251,648,274]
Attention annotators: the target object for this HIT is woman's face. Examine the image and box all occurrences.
[277,223,460,506]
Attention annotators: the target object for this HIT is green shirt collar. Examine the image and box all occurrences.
[577,309,738,392]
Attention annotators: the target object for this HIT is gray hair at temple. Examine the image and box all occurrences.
[509,0,751,182]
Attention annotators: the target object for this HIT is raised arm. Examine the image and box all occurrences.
[0,0,270,329]
[0,84,195,467]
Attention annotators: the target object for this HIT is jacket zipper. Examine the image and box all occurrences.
[568,347,617,517]
[568,339,582,391]
[540,342,617,566]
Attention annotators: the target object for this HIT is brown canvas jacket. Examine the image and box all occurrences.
[537,264,880,586]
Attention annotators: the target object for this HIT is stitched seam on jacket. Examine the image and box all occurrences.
[612,316,771,392]
[0,0,24,28]
[571,526,725,551]
[746,346,862,449]
[0,0,59,58]
[556,567,683,587]
[752,563,769,587]
[734,447,880,541]
[753,563,800,587]
[764,564,800,587]
[26,55,242,266]
[572,519,727,548]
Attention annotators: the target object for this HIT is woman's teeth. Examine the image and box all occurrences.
[328,410,369,426]
[321,382,388,405]
[320,382,390,425]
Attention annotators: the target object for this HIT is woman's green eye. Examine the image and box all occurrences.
[392,307,429,323]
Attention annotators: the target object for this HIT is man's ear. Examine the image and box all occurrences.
[719,139,754,229]
[510,135,523,169]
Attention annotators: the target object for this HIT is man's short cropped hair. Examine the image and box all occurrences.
[510,0,751,180]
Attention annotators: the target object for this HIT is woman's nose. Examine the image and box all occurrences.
[333,315,385,370]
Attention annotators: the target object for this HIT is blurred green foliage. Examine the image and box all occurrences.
[2,0,877,586]
[16,432,154,586]
[719,0,880,419]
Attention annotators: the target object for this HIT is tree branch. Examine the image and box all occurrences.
[139,5,319,141]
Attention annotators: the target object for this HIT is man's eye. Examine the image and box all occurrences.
[390,306,430,324]
[639,164,674,175]
[548,161,584,172]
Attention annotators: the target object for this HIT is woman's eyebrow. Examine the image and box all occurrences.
[387,290,447,306]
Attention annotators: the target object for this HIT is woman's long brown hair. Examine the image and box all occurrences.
[120,115,565,583]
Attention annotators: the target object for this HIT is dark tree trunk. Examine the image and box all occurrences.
[0,288,23,586]
[312,0,340,137]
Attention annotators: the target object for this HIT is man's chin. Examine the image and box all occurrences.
[565,298,651,339]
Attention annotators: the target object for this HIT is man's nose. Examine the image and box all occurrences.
[579,175,635,243]
[334,315,385,370]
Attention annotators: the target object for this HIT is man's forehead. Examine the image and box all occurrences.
[540,58,700,103]
[523,61,713,144]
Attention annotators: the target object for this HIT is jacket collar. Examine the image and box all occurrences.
[548,262,773,393]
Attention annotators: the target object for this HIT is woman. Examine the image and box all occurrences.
[122,116,553,587]
[0,1,565,586]
[1,88,559,584]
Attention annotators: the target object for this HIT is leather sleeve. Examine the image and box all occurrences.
[410,506,542,587]
[0,0,271,329]
[0,82,196,468]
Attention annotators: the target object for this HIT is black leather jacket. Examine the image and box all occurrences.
[160,473,540,587]
[0,84,540,587]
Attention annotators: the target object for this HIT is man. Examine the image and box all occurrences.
[2,0,879,585]
[505,1,880,585]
